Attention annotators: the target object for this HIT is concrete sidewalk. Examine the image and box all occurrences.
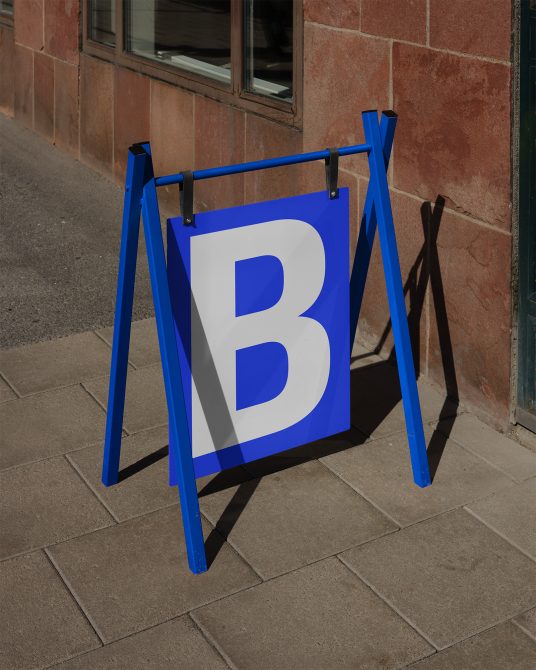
[0,114,153,348]
[1,320,536,669]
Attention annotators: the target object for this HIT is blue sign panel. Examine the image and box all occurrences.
[167,190,350,478]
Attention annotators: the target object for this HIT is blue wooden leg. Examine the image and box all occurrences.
[363,111,431,488]
[350,111,397,347]
[141,168,207,574]
[102,146,147,486]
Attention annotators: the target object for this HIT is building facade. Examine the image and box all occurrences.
[0,1,526,433]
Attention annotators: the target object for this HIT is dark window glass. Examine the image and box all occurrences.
[0,0,14,16]
[125,0,231,84]
[244,0,293,100]
[89,0,116,46]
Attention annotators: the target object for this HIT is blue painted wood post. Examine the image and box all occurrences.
[350,111,397,348]
[140,158,208,574]
[362,111,431,488]
[102,145,147,486]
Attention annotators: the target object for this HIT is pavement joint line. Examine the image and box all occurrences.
[337,517,536,653]
[64,454,120,524]
[80,381,108,415]
[92,329,138,371]
[198,507,265,582]
[463,505,536,565]
[187,611,237,670]
[437,429,536,484]
[324,456,518,530]
[511,611,536,643]
[335,553,441,651]
[42,546,107,646]
[0,369,21,399]
[0,369,119,400]
[0,515,118,565]
[198,464,402,583]
[318,457,404,527]
[0,439,103,476]
[188,611,239,670]
[66,451,182,525]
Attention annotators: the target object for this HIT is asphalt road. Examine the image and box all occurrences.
[0,115,154,347]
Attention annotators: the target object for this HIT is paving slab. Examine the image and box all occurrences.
[409,622,536,669]
[0,332,112,396]
[47,505,260,642]
[200,459,397,579]
[83,364,166,434]
[0,385,106,471]
[192,557,433,670]
[96,318,160,369]
[467,477,536,560]
[515,607,536,641]
[321,429,513,526]
[350,362,459,438]
[438,413,536,481]
[0,375,16,403]
[54,616,228,669]
[0,456,113,559]
[340,508,536,649]
[69,425,250,522]
[0,551,100,670]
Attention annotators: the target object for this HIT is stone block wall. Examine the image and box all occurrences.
[0,1,514,427]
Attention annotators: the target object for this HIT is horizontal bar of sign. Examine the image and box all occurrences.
[154,143,372,187]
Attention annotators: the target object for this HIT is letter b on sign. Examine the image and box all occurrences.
[167,190,350,477]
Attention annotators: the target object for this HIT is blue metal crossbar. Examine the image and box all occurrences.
[154,143,372,187]
[102,110,431,576]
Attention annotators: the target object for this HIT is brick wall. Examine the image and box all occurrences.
[0,1,513,428]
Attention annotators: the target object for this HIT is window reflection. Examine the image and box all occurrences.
[126,0,232,84]
[245,0,293,100]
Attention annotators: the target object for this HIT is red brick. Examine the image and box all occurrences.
[54,59,79,157]
[149,80,194,215]
[430,0,511,61]
[80,54,113,173]
[14,45,33,128]
[14,0,43,51]
[34,52,54,140]
[44,0,80,64]
[392,43,511,229]
[303,23,389,176]
[361,0,426,44]
[244,113,303,203]
[113,68,149,183]
[426,205,511,425]
[304,0,360,30]
[356,185,428,373]
[0,26,15,116]
[194,95,245,211]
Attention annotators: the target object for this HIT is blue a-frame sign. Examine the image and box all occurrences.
[167,190,350,481]
[101,110,432,575]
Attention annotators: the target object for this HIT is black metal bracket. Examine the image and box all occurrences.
[179,171,195,226]
[325,148,339,199]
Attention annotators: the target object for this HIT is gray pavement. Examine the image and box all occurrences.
[1,322,536,669]
[0,114,153,347]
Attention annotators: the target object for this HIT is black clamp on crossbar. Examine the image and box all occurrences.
[179,171,195,226]
[325,148,339,199]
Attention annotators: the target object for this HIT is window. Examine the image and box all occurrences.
[89,0,116,47]
[0,0,14,20]
[84,1,302,125]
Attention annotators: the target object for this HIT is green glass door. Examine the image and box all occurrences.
[518,1,536,429]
